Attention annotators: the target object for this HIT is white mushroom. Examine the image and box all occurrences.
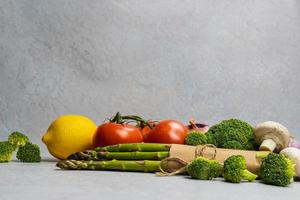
[280,147,300,179]
[254,121,290,152]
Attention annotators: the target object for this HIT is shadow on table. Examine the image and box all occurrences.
[42,158,59,162]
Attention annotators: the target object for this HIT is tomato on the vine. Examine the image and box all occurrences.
[141,126,151,138]
[144,120,188,144]
[140,121,157,139]
[94,113,188,146]
[93,123,143,147]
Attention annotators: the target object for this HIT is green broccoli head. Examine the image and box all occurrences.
[0,141,16,162]
[260,153,295,186]
[223,155,257,183]
[8,131,29,147]
[206,131,217,145]
[16,142,41,162]
[223,140,244,149]
[185,131,208,146]
[206,119,256,150]
[187,157,222,180]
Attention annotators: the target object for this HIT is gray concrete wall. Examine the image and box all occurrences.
[1,0,300,155]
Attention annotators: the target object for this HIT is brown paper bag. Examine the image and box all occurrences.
[164,144,268,174]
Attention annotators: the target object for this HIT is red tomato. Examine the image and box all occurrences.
[144,120,188,144]
[141,126,151,138]
[93,123,143,147]
[140,121,157,139]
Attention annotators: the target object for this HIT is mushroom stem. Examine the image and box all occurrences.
[260,139,277,151]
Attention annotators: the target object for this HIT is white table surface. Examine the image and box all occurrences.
[0,159,299,200]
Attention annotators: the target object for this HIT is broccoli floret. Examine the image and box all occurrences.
[8,131,29,147]
[187,157,222,180]
[260,153,295,186]
[185,131,208,146]
[223,155,257,183]
[0,141,16,162]
[206,131,217,145]
[206,119,256,150]
[223,140,244,149]
[16,142,41,162]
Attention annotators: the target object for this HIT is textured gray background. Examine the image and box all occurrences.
[1,0,300,157]
[1,1,300,199]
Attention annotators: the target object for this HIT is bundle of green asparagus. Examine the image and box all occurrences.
[57,143,172,172]
[68,143,171,161]
[56,143,269,174]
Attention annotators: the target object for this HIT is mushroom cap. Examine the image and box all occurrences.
[254,121,290,151]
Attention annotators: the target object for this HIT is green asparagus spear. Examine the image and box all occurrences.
[255,151,270,159]
[57,159,165,172]
[68,151,169,161]
[94,143,171,152]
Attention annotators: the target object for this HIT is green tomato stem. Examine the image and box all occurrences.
[109,112,150,128]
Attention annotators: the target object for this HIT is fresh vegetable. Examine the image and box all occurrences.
[16,142,41,162]
[94,123,143,147]
[223,141,244,150]
[109,112,153,138]
[255,151,271,159]
[93,112,145,147]
[140,121,157,139]
[144,120,188,144]
[206,119,256,150]
[8,132,29,147]
[57,159,164,172]
[187,157,222,180]
[260,153,295,186]
[187,119,209,133]
[185,131,208,146]
[95,143,172,152]
[68,150,169,160]
[280,147,300,179]
[71,143,270,175]
[0,141,16,162]
[223,155,257,183]
[1,131,41,163]
[69,143,171,160]
[255,121,290,152]
[59,142,299,188]
[42,115,97,159]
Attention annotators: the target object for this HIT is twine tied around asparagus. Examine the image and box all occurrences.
[156,157,188,176]
[195,144,217,160]
[156,144,217,176]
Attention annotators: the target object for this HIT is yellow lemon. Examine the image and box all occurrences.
[42,115,97,160]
